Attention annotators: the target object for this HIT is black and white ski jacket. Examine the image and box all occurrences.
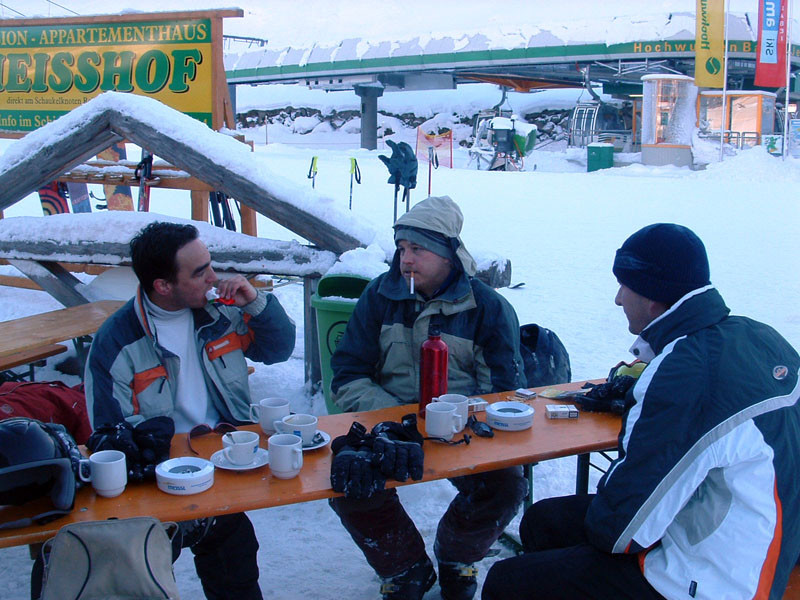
[586,285,800,600]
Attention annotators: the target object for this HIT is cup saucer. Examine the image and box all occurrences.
[210,448,269,471]
[302,430,331,451]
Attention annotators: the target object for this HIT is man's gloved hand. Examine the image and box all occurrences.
[330,445,385,499]
[373,435,424,482]
[378,140,418,189]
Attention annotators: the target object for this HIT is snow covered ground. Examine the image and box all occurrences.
[1,79,800,599]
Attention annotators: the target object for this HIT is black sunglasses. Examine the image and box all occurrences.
[423,433,471,446]
[187,422,238,455]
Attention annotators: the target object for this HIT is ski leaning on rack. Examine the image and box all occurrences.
[134,150,154,212]
[66,183,91,213]
[209,192,237,231]
[97,142,134,211]
[37,181,70,215]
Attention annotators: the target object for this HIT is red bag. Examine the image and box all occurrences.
[0,381,91,444]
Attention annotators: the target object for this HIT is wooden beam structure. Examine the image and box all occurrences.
[0,105,363,254]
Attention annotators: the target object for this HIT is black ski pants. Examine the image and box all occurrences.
[189,512,262,600]
[329,466,527,578]
[482,494,666,600]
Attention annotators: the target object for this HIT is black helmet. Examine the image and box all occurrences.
[0,418,77,515]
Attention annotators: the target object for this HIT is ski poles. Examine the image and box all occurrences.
[307,156,319,188]
[349,158,361,209]
[135,151,154,212]
[209,192,237,231]
[427,146,439,195]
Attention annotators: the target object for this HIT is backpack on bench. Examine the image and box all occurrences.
[520,324,571,387]
[40,516,181,600]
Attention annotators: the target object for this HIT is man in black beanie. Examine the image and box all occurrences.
[483,223,800,600]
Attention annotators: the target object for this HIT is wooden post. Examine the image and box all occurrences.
[191,190,209,224]
[303,275,321,391]
[241,205,257,236]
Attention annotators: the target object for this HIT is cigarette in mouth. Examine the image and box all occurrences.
[409,272,415,295]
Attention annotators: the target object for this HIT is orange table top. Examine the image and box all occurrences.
[0,381,620,548]
[0,300,124,359]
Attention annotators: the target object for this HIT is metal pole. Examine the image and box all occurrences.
[719,0,730,162]
[783,0,793,159]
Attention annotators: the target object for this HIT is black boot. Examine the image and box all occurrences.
[438,562,477,600]
[380,556,437,600]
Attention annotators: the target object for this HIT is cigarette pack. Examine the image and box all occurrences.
[515,388,537,399]
[545,404,579,419]
[468,398,488,413]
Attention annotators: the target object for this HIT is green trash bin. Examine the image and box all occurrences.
[311,273,372,414]
[587,142,614,172]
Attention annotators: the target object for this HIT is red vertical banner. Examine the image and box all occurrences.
[755,0,788,87]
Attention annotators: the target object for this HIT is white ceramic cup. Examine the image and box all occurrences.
[268,433,303,479]
[78,449,127,498]
[273,413,318,446]
[222,430,260,466]
[249,397,291,434]
[435,394,469,431]
[425,401,460,441]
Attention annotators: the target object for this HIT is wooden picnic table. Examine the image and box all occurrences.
[0,300,124,360]
[0,381,620,549]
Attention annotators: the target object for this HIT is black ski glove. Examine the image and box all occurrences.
[574,375,637,415]
[87,420,142,466]
[372,435,424,482]
[87,417,175,482]
[330,446,385,499]
[378,140,418,189]
[371,413,424,444]
[133,416,174,466]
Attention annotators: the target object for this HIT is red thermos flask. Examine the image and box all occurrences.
[419,324,448,418]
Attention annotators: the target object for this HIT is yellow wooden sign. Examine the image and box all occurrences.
[0,10,239,134]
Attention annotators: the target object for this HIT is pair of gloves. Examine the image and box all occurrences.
[572,360,649,415]
[574,371,643,415]
[87,417,174,482]
[378,140,418,190]
[330,413,424,499]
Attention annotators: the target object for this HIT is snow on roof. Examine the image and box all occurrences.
[0,211,337,276]
[225,12,765,73]
[641,74,696,81]
[0,91,382,249]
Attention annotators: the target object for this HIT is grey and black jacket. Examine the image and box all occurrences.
[586,285,800,600]
[85,287,295,428]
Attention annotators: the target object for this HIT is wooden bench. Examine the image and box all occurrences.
[0,344,67,381]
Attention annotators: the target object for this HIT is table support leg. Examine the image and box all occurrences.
[576,453,590,495]
[73,335,92,379]
[523,462,535,509]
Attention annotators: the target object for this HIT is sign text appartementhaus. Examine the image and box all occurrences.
[0,17,213,133]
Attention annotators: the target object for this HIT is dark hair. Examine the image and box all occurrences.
[130,222,199,294]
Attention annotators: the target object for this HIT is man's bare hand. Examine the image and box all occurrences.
[215,275,258,307]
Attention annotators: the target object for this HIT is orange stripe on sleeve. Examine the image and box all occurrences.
[754,480,783,600]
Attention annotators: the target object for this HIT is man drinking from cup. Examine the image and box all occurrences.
[85,221,296,600]
[328,196,528,600]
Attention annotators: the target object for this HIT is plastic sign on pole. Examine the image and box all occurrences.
[695,0,726,88]
[755,0,788,88]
